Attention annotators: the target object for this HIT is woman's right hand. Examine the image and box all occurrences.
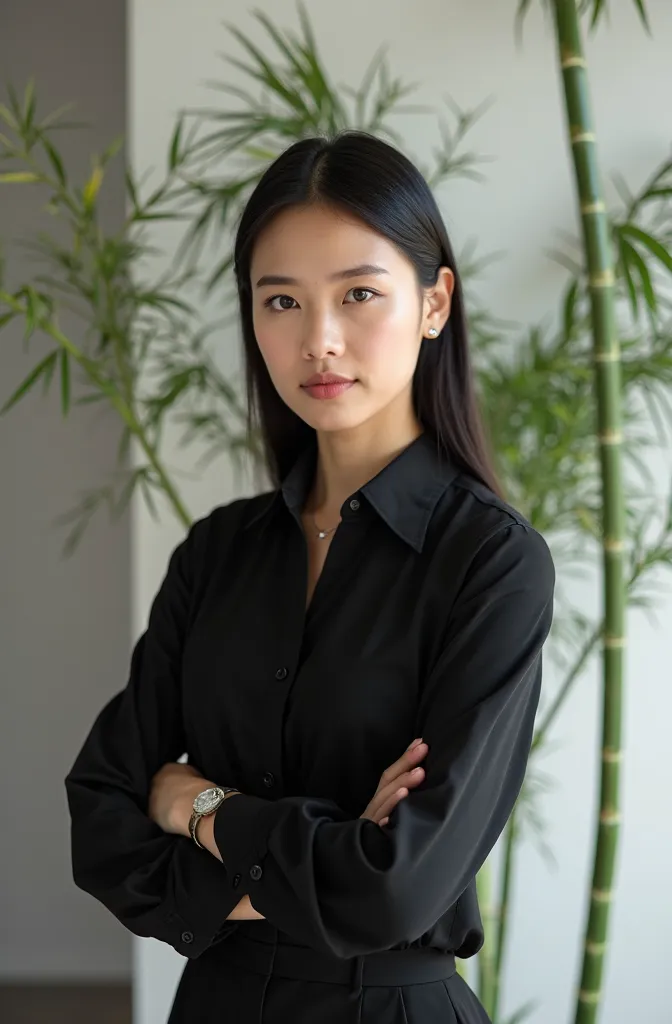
[359,738,428,827]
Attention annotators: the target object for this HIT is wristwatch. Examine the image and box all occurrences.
[189,785,240,849]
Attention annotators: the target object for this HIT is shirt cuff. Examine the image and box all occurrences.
[161,837,243,959]
[213,793,274,896]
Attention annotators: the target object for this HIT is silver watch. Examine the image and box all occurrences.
[189,785,239,849]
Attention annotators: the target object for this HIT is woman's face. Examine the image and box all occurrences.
[249,203,453,437]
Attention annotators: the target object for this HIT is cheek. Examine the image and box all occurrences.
[253,318,295,379]
[360,306,422,379]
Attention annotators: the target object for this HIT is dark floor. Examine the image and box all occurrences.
[0,984,132,1024]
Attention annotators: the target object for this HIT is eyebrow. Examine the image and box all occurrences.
[254,264,390,288]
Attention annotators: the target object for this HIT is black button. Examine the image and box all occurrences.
[232,873,241,888]
[263,772,276,788]
[349,498,360,511]
[275,667,288,680]
[181,930,194,944]
[250,864,263,882]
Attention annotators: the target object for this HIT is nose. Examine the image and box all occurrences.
[300,313,345,361]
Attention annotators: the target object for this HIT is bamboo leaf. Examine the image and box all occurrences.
[223,25,311,120]
[125,166,139,211]
[589,0,607,28]
[625,239,657,313]
[82,164,104,210]
[41,135,66,186]
[60,348,71,415]
[0,349,59,414]
[0,103,18,129]
[23,78,37,131]
[101,135,124,166]
[618,237,640,319]
[620,223,672,274]
[169,117,183,171]
[0,171,41,183]
[138,471,160,520]
[562,278,580,341]
[631,0,651,32]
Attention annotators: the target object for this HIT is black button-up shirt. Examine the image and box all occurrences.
[65,433,555,970]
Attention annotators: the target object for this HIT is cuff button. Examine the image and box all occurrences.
[250,864,263,881]
[181,931,194,944]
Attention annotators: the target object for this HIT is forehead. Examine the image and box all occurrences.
[250,203,408,277]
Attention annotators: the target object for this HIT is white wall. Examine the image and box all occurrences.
[0,0,131,981]
[129,2,672,1022]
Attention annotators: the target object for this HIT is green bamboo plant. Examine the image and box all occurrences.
[552,7,625,1020]
[547,2,655,1022]
[1,5,671,1023]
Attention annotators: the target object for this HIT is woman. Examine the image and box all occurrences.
[66,131,555,1024]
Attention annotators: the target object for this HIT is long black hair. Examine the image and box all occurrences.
[233,130,502,496]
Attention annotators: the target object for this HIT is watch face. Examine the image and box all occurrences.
[193,787,223,814]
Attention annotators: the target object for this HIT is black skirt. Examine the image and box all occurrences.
[168,921,492,1023]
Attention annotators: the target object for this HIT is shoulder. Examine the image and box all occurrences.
[176,491,276,575]
[436,470,555,597]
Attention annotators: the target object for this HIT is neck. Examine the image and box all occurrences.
[306,402,423,521]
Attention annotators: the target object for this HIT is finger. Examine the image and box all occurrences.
[374,786,409,823]
[373,765,425,813]
[370,769,423,821]
[378,742,428,788]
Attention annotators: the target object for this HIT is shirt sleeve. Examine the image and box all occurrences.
[213,521,556,958]
[64,512,243,960]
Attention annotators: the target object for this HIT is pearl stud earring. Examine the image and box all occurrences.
[427,327,438,337]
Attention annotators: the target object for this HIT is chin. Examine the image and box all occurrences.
[289,399,370,435]
[303,410,366,434]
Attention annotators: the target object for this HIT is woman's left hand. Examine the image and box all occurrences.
[148,762,211,836]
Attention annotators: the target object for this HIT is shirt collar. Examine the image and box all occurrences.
[245,432,459,553]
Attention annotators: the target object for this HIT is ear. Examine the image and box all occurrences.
[422,267,455,337]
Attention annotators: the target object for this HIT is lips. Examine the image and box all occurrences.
[302,373,354,387]
[301,374,357,401]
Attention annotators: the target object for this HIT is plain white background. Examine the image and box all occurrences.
[125,2,671,1022]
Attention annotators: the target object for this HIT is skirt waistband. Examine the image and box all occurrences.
[222,932,457,988]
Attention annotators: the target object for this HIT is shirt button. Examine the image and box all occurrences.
[232,873,241,888]
[263,772,276,788]
[181,930,194,944]
[275,667,288,680]
[250,864,263,882]
[349,498,360,511]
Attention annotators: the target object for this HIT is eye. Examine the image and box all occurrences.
[346,287,376,304]
[265,294,298,312]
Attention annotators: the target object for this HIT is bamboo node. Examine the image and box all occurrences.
[572,131,596,144]
[579,989,602,1004]
[604,634,625,649]
[603,538,624,552]
[585,940,607,955]
[598,430,623,445]
[594,348,620,362]
[600,809,621,825]
[591,888,612,903]
[603,749,622,763]
[590,270,615,288]
[581,201,605,215]
[562,55,587,69]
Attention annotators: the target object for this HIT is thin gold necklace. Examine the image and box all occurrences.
[311,514,339,540]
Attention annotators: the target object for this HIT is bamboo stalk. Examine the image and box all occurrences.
[550,4,626,1022]
[476,858,498,1015]
[490,813,516,1022]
